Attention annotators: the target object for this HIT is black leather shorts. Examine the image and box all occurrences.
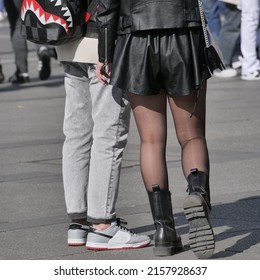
[111,28,211,97]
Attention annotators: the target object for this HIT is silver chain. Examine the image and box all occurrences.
[197,0,210,47]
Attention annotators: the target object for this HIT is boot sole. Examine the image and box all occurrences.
[183,194,215,259]
[153,238,183,256]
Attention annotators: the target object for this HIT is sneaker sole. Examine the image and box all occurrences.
[68,240,86,246]
[183,194,215,259]
[241,76,260,81]
[86,240,151,251]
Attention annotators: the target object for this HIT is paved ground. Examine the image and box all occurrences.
[0,19,260,262]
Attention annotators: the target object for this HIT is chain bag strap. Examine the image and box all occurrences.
[197,0,226,74]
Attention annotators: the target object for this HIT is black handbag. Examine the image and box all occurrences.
[21,0,98,46]
[198,0,226,74]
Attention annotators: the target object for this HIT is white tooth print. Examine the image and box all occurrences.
[21,0,73,31]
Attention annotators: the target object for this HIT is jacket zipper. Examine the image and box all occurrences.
[104,27,108,72]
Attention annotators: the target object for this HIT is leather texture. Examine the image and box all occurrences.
[97,0,202,62]
[148,185,183,255]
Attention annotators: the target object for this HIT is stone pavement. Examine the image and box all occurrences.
[0,19,260,261]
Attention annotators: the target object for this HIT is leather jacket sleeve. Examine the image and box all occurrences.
[96,0,120,63]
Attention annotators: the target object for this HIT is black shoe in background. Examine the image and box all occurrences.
[0,64,4,84]
[38,46,51,80]
[8,71,30,84]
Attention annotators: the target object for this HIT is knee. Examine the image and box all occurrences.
[179,135,206,148]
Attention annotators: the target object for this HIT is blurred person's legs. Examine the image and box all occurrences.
[240,0,260,80]
[257,28,260,59]
[4,0,30,83]
[0,0,4,12]
[0,0,6,21]
[201,0,225,43]
[220,4,241,67]
[37,45,57,80]
[214,3,241,78]
[0,62,4,83]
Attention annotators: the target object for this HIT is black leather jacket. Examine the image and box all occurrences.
[97,0,202,63]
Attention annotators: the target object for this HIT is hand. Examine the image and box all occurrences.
[96,62,112,85]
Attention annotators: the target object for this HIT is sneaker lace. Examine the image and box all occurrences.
[115,218,136,236]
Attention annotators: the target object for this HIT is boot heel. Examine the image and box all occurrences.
[154,238,183,256]
[154,246,174,256]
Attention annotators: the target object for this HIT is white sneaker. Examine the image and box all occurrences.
[241,70,260,81]
[0,11,7,22]
[86,219,151,250]
[232,55,243,69]
[213,68,237,78]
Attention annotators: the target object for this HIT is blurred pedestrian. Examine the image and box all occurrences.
[201,0,225,43]
[0,61,4,83]
[240,0,260,80]
[214,0,242,78]
[3,0,57,83]
[0,0,7,21]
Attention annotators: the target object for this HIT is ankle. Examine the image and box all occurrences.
[92,223,111,230]
[71,218,88,225]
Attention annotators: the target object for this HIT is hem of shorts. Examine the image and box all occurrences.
[111,78,210,97]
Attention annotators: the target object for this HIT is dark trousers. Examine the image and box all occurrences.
[4,0,28,73]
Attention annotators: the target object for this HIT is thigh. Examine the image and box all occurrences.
[127,91,167,143]
[88,64,130,137]
[168,84,207,145]
[4,0,20,35]
[62,62,93,135]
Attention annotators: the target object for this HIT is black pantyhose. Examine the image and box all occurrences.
[127,82,209,192]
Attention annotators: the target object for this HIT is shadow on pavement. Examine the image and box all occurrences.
[132,196,260,259]
[0,75,64,93]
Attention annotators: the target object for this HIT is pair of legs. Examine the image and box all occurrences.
[218,4,241,67]
[62,62,130,229]
[63,62,151,249]
[128,83,214,258]
[127,83,209,193]
[4,0,28,75]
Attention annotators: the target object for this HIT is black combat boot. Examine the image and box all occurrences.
[183,168,215,259]
[148,185,183,256]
